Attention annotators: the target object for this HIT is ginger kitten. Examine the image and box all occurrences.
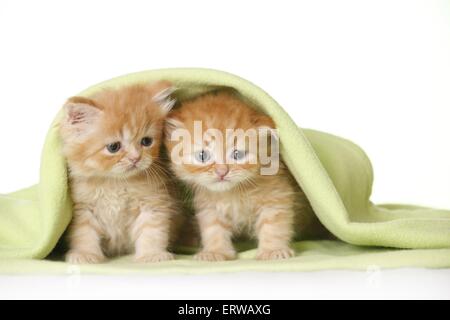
[165,91,328,261]
[60,82,179,264]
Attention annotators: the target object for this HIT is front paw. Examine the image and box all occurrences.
[134,251,175,263]
[194,251,236,262]
[257,248,295,260]
[66,251,106,264]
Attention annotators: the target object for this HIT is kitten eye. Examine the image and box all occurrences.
[194,150,211,163]
[141,137,153,147]
[232,150,246,160]
[106,142,121,154]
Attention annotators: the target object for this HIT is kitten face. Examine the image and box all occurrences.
[60,82,175,178]
[175,133,260,192]
[165,92,277,192]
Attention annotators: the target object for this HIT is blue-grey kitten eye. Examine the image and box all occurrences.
[232,150,246,160]
[195,150,211,163]
[107,142,121,154]
[141,137,153,147]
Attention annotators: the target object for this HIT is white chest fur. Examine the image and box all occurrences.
[214,193,257,236]
[71,180,141,256]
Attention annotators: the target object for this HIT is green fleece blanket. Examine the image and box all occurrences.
[1,68,450,274]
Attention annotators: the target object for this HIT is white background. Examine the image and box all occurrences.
[0,0,449,299]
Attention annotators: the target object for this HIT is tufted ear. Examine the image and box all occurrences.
[164,117,185,140]
[150,81,177,115]
[251,114,279,140]
[61,96,103,137]
[258,126,279,147]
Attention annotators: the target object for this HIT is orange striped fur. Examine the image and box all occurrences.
[165,92,328,261]
[60,82,180,264]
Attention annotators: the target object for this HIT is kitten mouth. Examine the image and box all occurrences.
[206,179,236,192]
[125,163,142,173]
[214,180,233,187]
[126,161,152,173]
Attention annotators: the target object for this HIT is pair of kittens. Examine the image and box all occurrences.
[60,81,327,264]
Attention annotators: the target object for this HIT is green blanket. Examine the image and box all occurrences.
[1,68,450,274]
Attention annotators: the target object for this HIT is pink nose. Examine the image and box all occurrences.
[214,165,229,179]
[130,156,141,165]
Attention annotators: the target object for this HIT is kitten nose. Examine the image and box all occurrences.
[130,156,141,164]
[214,165,229,180]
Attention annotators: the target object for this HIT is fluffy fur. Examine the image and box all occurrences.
[165,91,328,261]
[60,82,180,264]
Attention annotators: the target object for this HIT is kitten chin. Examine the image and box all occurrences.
[165,91,330,261]
[203,181,237,192]
[60,82,183,264]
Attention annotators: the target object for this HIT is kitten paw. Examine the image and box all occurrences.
[194,251,235,262]
[134,252,175,263]
[257,248,295,260]
[66,251,106,264]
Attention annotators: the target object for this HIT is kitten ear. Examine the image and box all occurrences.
[254,115,279,141]
[62,97,102,136]
[150,81,177,115]
[164,117,185,140]
[258,125,279,141]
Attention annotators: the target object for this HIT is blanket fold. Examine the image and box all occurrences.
[1,68,449,273]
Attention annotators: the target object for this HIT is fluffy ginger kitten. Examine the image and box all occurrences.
[165,91,328,261]
[60,82,179,264]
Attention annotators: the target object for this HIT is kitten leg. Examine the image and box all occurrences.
[132,209,175,263]
[255,208,295,260]
[195,209,236,262]
[66,208,106,264]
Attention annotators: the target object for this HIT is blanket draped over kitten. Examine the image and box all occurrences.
[165,91,329,261]
[60,82,181,264]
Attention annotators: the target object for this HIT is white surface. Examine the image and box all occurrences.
[1,269,450,300]
[0,0,449,299]
[0,0,449,208]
